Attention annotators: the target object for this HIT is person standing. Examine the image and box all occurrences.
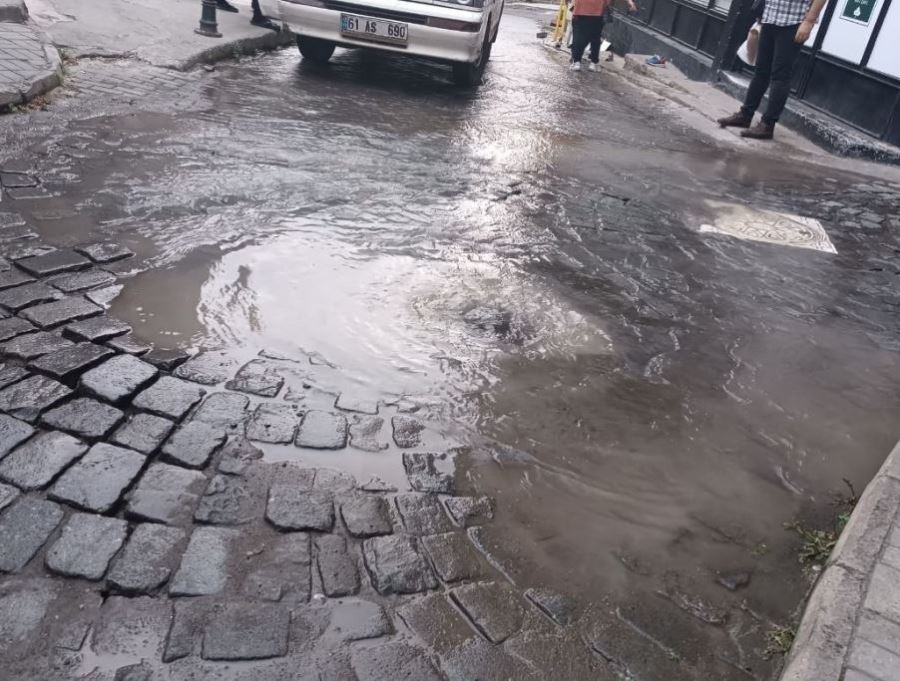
[216,0,281,31]
[570,0,636,71]
[717,0,827,139]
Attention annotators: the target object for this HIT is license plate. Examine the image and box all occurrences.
[340,13,408,45]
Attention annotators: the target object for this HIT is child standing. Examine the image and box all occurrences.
[570,0,636,71]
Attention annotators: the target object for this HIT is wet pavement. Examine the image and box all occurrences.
[1,7,900,680]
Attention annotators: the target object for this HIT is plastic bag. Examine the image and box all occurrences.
[737,22,761,66]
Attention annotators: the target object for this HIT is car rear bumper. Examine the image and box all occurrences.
[277,0,486,63]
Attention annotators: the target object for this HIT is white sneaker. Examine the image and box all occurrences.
[588,62,598,71]
[569,61,581,71]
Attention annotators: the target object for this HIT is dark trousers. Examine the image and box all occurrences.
[741,23,803,125]
[571,15,605,64]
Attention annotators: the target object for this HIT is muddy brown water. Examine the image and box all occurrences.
[2,9,900,678]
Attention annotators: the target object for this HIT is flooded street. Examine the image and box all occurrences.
[2,7,900,679]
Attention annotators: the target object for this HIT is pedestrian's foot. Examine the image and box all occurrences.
[645,54,667,66]
[588,62,598,71]
[251,14,281,31]
[605,51,614,62]
[741,121,775,140]
[717,111,752,129]
[569,61,581,71]
[216,0,239,12]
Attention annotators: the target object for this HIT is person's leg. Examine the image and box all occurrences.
[588,17,605,63]
[571,16,589,63]
[761,25,803,125]
[741,23,777,117]
[251,0,280,30]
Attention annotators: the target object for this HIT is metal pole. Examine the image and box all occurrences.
[195,0,223,38]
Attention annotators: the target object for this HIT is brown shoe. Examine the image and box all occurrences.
[717,111,752,128]
[741,122,774,140]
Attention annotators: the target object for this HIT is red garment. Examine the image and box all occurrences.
[573,0,612,16]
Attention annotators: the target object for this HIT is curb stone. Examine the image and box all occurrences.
[0,23,63,111]
[0,0,27,23]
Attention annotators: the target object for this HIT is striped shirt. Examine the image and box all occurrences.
[573,0,612,16]
[762,0,812,26]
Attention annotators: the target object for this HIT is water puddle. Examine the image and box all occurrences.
[698,201,837,253]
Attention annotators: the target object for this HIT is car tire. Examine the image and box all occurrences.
[297,36,336,63]
[452,31,492,87]
[491,5,503,43]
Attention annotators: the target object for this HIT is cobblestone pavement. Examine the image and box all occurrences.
[0,21,61,109]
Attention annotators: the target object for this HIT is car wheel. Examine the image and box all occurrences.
[297,36,336,63]
[452,32,491,86]
[491,6,503,43]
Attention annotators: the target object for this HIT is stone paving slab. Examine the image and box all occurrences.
[422,531,487,584]
[0,373,72,422]
[351,641,444,681]
[47,268,117,294]
[0,365,27,391]
[266,486,335,532]
[392,415,425,448]
[63,314,131,342]
[76,243,135,264]
[404,452,455,494]
[247,402,298,443]
[107,523,186,595]
[45,512,128,580]
[1,19,62,107]
[132,375,205,421]
[362,535,438,595]
[0,413,34,459]
[18,250,91,278]
[0,481,19,511]
[41,397,124,439]
[161,420,226,469]
[445,495,495,527]
[0,316,35,342]
[316,534,360,597]
[126,462,206,525]
[341,494,393,538]
[29,342,114,383]
[296,410,349,450]
[0,331,73,361]
[451,581,525,644]
[0,282,60,312]
[395,493,454,536]
[19,296,103,329]
[105,333,151,355]
[0,497,64,573]
[349,415,389,452]
[170,526,238,596]
[49,442,145,513]
[194,473,257,525]
[80,354,159,404]
[0,430,87,490]
[111,412,174,454]
[202,603,291,660]
[192,392,249,429]
[244,533,311,603]
[0,268,33,291]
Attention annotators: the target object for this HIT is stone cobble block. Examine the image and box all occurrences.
[246,402,299,443]
[295,410,348,449]
[349,415,388,452]
[444,495,495,527]
[0,497,64,572]
[132,376,205,421]
[194,473,256,525]
[18,249,91,277]
[45,512,128,580]
[4,241,55,262]
[1,331,74,361]
[0,268,33,291]
[0,579,59,659]
[126,462,207,525]
[170,526,238,596]
[266,485,335,531]
[0,316,35,341]
[143,347,190,371]
[0,481,19,511]
[335,393,379,414]
[0,365,27,390]
[202,603,291,660]
[164,600,210,662]
[161,420,226,468]
[450,581,525,644]
[29,342,114,383]
[403,452,455,494]
[20,296,103,329]
[110,412,174,454]
[0,373,72,422]
[864,562,900,622]
[107,523,186,595]
[341,494,393,537]
[76,243,134,264]
[856,608,900,659]
[244,533,311,603]
[398,591,479,656]
[525,588,577,627]
[316,534,360,597]
[173,351,238,385]
[351,641,443,681]
[0,413,34,459]
[0,430,86,490]
[422,532,486,583]
[105,333,151,355]
[63,315,131,342]
[41,397,124,439]
[217,435,263,475]
[47,269,116,294]
[0,282,60,312]
[80,354,158,405]
[362,535,438,595]
[92,595,171,666]
[49,442,145,513]
[847,638,900,681]
[225,359,285,397]
[192,392,249,430]
[392,415,424,448]
[325,599,392,641]
[395,493,454,536]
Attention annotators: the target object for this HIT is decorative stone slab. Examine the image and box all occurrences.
[48,269,116,294]
[161,421,226,469]
[421,532,486,583]
[0,430,86,490]
[362,535,438,595]
[0,497,64,573]
[45,513,128,580]
[194,474,255,525]
[126,463,207,525]
[29,343,114,382]
[0,282,60,312]
[0,366,27,391]
[143,348,190,372]
[0,413,35,460]
[217,436,263,476]
[341,494,393,537]
[395,494,454,536]
[173,352,237,386]
[107,524,186,595]
[63,315,131,342]
[351,641,444,681]
[105,334,151,355]
[80,354,158,405]
[295,410,348,449]
[0,268,34,291]
[0,481,19,512]
[403,452,455,494]
[266,486,335,532]
[49,442,145,513]
[335,394,379,415]
[392,415,424,448]
[316,534,360,597]
[325,599,392,641]
[0,373,71,422]
[225,360,284,398]
[75,243,134,264]
[132,376,204,421]
[20,297,103,329]
[41,397,124,439]
[169,527,238,596]
[110,413,174,455]
[349,415,388,452]
[1,331,74,361]
[246,403,298,443]
[18,249,91,277]
[0,317,35,342]
[192,392,249,430]
[450,581,525,643]
[202,603,291,661]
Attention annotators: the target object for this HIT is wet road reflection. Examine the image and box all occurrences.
[3,8,900,678]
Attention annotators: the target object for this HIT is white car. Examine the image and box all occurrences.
[260,0,504,85]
